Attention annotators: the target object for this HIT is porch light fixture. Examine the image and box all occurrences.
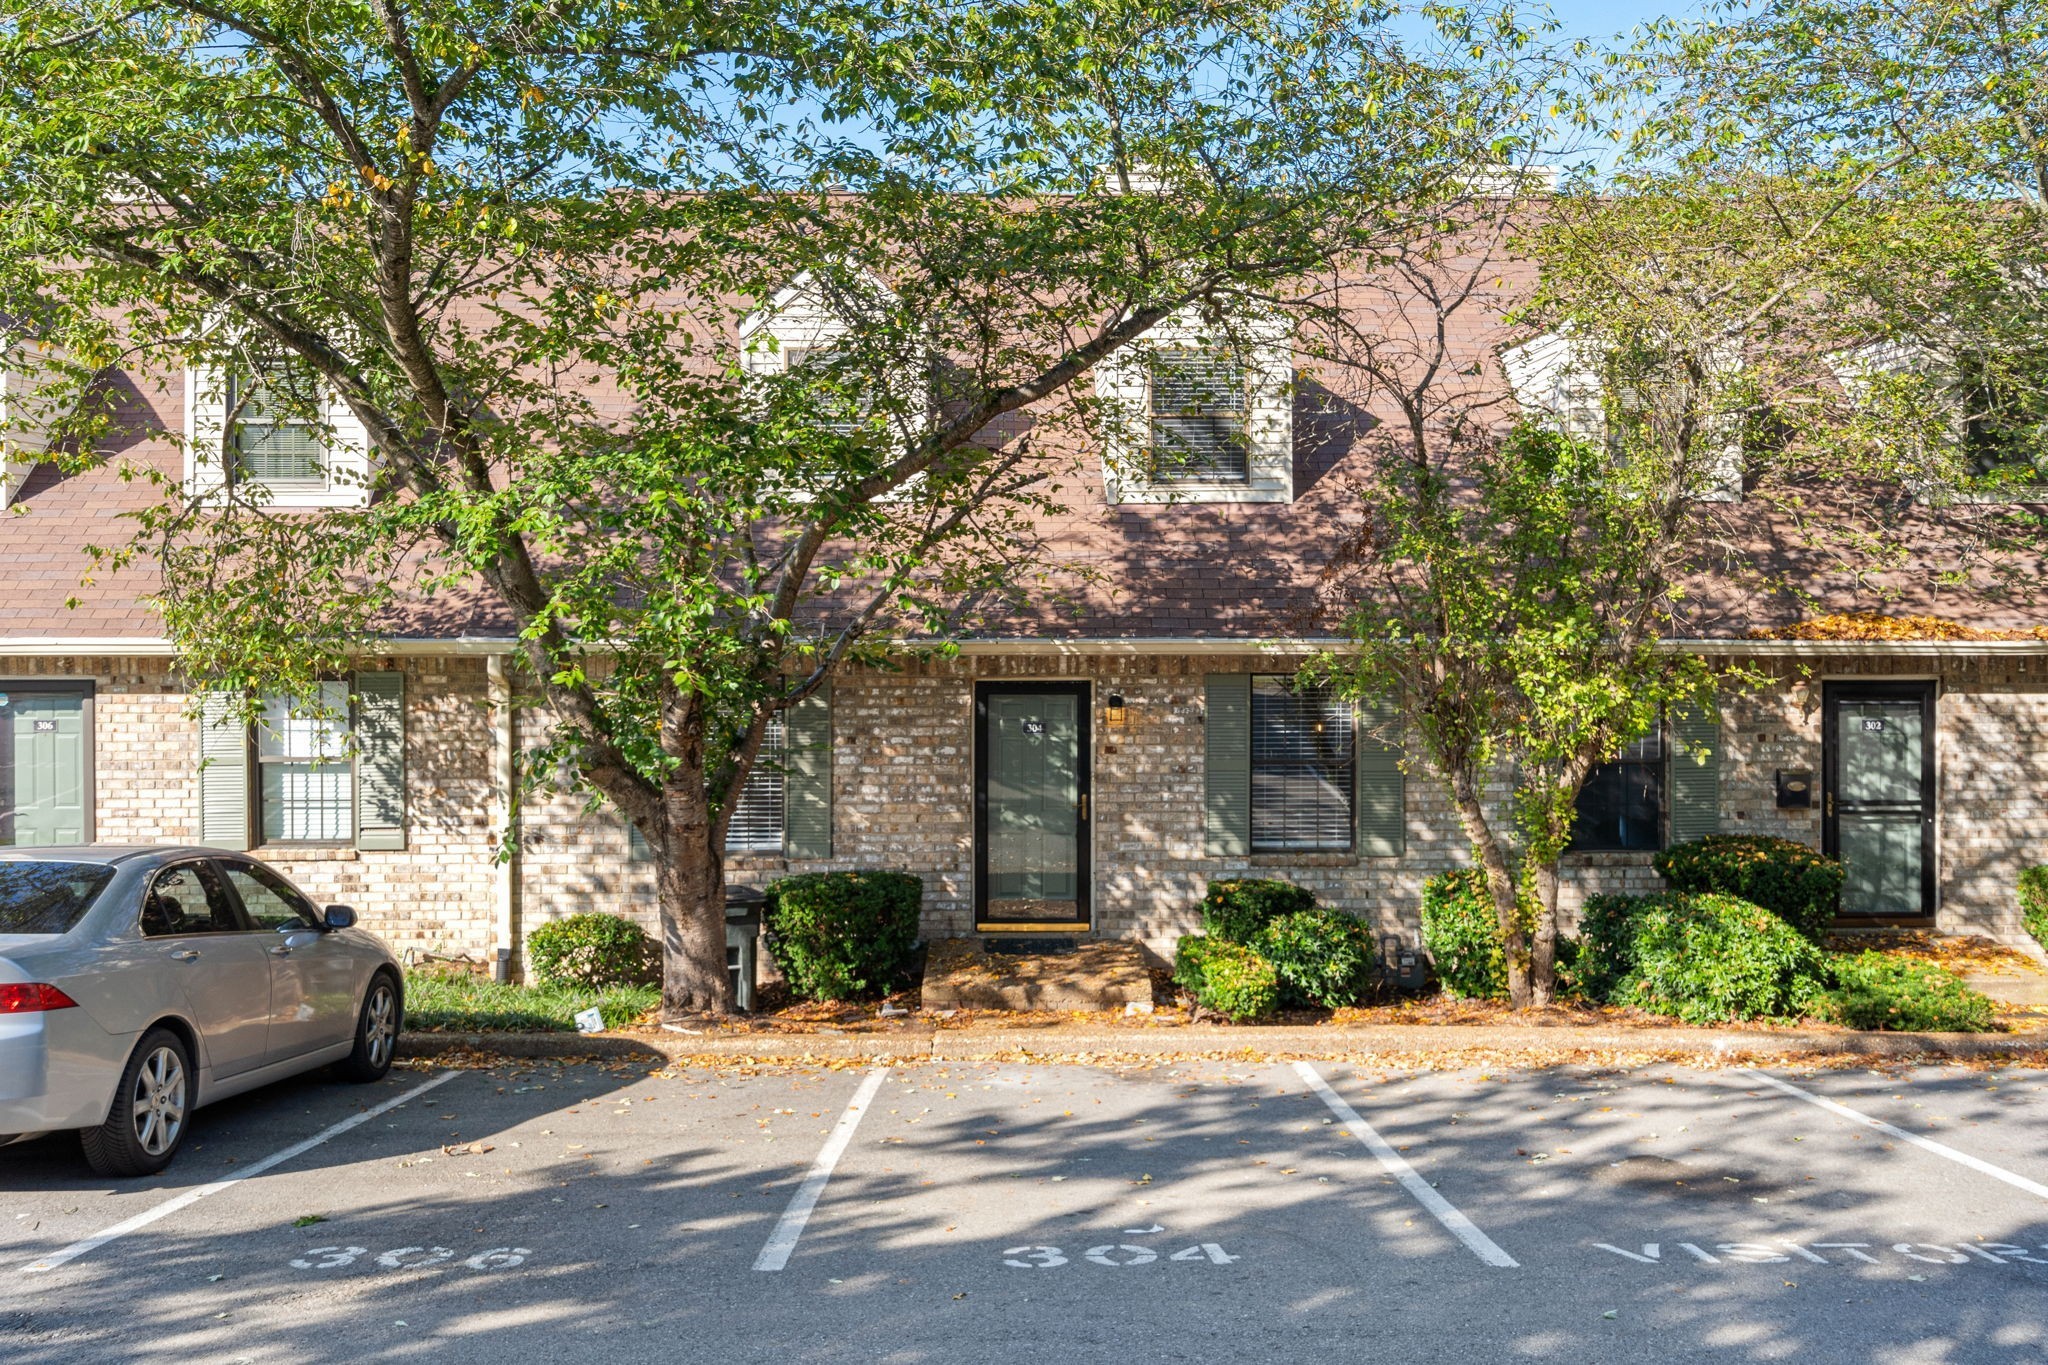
[1106,693,1129,728]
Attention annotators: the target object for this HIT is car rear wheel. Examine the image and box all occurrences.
[81,1028,192,1178]
[336,972,400,1083]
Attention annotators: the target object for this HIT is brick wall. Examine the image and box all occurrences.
[0,654,502,964]
[11,645,2046,969]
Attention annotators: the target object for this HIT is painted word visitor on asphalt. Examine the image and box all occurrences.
[1594,1240,2048,1266]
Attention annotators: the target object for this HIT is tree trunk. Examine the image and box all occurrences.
[657,778,733,1017]
[1527,860,1560,1008]
[1446,766,1533,1009]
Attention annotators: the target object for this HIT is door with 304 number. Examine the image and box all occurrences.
[976,684,1090,930]
[1824,681,1936,921]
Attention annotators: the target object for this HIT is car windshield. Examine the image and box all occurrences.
[0,861,119,934]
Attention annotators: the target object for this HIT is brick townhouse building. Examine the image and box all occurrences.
[3,283,2046,974]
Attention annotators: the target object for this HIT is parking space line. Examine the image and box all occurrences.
[1292,1062,1518,1269]
[753,1066,889,1272]
[1733,1068,2048,1202]
[20,1069,459,1276]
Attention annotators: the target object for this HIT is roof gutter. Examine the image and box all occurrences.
[0,636,522,658]
[6,633,2043,662]
[1660,638,2048,658]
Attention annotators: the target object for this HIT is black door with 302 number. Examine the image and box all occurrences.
[1823,681,1936,921]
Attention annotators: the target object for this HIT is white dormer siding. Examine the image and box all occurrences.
[1826,339,1966,442]
[739,269,930,500]
[1501,326,1744,502]
[183,360,372,508]
[1500,327,1607,443]
[1,346,60,509]
[1093,307,1294,505]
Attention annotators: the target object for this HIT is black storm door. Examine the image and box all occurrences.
[975,683,1091,928]
[1824,681,1936,921]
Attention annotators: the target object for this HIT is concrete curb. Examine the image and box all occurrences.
[400,1023,2048,1066]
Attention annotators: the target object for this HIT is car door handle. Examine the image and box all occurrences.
[269,945,293,957]
[168,949,201,962]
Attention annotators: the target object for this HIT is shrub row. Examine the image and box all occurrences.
[1417,869,1514,1001]
[1652,835,1845,941]
[2021,866,2048,956]
[1578,890,1832,1025]
[1414,832,2000,1030]
[525,871,926,1005]
[1173,879,1376,1021]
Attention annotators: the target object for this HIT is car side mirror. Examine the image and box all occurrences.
[322,904,357,930]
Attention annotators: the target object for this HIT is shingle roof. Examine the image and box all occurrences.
[4,306,2044,648]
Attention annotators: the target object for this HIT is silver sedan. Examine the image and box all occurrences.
[0,846,403,1176]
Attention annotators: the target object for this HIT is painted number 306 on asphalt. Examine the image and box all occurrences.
[1003,1244,1240,1269]
[290,1246,532,1272]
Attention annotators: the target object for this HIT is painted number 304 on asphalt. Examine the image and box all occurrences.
[1003,1244,1240,1269]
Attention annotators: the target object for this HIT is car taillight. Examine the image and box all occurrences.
[0,984,79,1013]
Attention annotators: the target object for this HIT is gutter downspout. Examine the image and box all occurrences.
[487,654,520,982]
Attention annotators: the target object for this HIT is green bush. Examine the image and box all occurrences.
[2021,866,2048,955]
[1202,878,1317,945]
[763,871,923,1001]
[1254,908,1378,1008]
[526,912,657,990]
[1577,891,1832,1024]
[1419,869,1510,1000]
[1821,952,1997,1032]
[1653,835,1845,941]
[1173,934,1279,1022]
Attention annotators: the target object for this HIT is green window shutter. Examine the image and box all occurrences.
[197,691,250,851]
[1204,673,1251,857]
[1354,699,1405,858]
[783,685,833,859]
[1668,695,1721,845]
[353,670,407,851]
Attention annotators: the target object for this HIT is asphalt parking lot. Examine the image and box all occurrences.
[5,1055,2048,1363]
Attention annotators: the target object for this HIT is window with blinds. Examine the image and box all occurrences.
[231,369,325,482]
[255,683,353,843]
[1568,726,1666,852]
[1149,349,1249,482]
[724,714,787,854]
[783,347,863,435]
[1250,677,1354,852]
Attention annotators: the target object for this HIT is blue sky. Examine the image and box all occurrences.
[1541,0,1711,39]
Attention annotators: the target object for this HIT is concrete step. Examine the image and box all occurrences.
[920,937,1154,1012]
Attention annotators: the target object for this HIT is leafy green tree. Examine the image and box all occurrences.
[1310,180,1893,1006]
[0,0,1557,1012]
[1649,0,2048,500]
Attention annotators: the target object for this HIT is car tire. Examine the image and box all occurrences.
[81,1028,193,1178]
[335,971,401,1083]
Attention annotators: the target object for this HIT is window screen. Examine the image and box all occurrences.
[725,714,787,854]
[256,683,354,843]
[1569,728,1666,852]
[1149,350,1249,482]
[1250,677,1354,852]
[232,369,325,482]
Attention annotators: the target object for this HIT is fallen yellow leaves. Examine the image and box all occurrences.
[1750,613,2048,642]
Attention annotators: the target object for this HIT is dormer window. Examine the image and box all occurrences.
[231,369,325,484]
[1828,339,2048,501]
[779,347,863,435]
[1149,350,1249,483]
[184,354,372,509]
[1096,306,1294,505]
[1501,327,1744,503]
